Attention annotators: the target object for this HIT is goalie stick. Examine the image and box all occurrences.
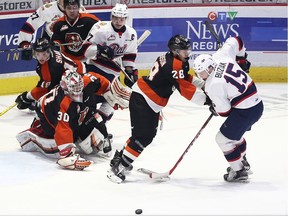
[0,102,17,117]
[204,21,221,49]
[137,113,214,180]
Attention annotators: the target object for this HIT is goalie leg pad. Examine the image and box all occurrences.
[16,130,38,152]
[76,128,105,154]
[16,130,59,158]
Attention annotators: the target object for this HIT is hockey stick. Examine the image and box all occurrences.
[204,21,221,49]
[138,113,214,180]
[137,30,151,46]
[0,102,17,117]
[0,48,26,53]
[60,30,151,48]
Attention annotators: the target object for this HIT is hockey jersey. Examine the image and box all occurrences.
[36,71,110,147]
[205,37,262,116]
[30,49,84,100]
[84,21,138,77]
[52,13,99,61]
[18,1,86,45]
[132,52,206,113]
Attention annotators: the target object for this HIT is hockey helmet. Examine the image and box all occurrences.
[33,38,51,52]
[63,0,80,8]
[111,3,128,18]
[168,35,191,52]
[193,54,217,75]
[60,69,84,97]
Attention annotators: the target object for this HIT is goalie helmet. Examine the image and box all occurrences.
[60,70,84,99]
[193,54,217,74]
[168,35,191,52]
[111,3,128,18]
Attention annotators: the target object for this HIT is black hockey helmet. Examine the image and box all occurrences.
[168,35,191,52]
[33,38,51,52]
[64,0,80,8]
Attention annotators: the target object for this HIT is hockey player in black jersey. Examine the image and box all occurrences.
[107,35,214,183]
[15,37,85,111]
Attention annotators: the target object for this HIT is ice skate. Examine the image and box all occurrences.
[107,160,126,184]
[224,167,249,182]
[110,149,133,173]
[226,155,253,175]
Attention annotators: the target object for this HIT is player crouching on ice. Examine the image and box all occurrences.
[16,69,131,170]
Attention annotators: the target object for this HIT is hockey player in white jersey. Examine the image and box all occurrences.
[17,0,86,60]
[83,3,138,123]
[193,36,264,182]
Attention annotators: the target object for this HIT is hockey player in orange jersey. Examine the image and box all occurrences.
[16,69,131,170]
[15,37,85,111]
[107,35,214,183]
[51,0,100,61]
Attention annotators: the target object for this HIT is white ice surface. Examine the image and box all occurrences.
[0,83,287,216]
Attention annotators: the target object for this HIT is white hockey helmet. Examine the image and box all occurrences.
[60,69,84,97]
[111,3,128,18]
[193,54,217,75]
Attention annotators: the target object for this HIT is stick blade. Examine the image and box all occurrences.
[150,171,170,181]
[137,168,170,181]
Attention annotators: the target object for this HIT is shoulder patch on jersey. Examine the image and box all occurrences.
[108,34,116,41]
[44,3,53,9]
[99,22,107,26]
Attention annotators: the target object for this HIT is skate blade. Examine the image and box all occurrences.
[107,173,123,184]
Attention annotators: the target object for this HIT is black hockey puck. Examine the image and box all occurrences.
[135,209,143,214]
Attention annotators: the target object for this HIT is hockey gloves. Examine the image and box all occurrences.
[236,52,251,73]
[124,69,138,88]
[19,41,33,61]
[204,95,218,116]
[15,91,35,110]
[97,44,114,60]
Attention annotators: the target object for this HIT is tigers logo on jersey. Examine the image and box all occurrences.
[78,106,89,125]
[65,33,83,52]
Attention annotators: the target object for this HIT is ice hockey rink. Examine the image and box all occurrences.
[0,83,287,216]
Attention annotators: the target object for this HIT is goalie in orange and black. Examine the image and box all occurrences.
[107,35,216,184]
[15,37,85,111]
[16,70,130,169]
[51,0,100,61]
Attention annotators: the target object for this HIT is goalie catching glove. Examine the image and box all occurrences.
[56,144,93,170]
[103,78,132,110]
